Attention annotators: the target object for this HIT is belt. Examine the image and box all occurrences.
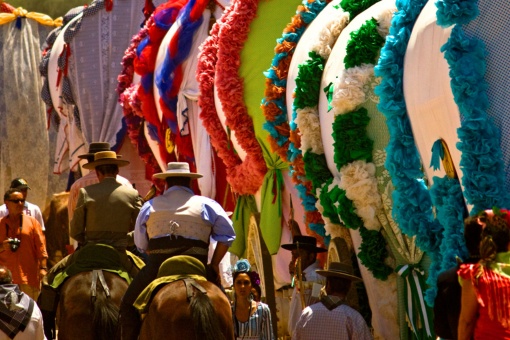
[147,236,208,252]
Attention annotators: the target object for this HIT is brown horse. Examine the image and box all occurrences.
[57,270,129,340]
[139,279,234,340]
[43,192,70,267]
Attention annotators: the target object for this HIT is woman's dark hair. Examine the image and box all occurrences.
[464,216,483,258]
[479,213,510,264]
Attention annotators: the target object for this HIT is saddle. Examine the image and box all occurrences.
[134,255,208,314]
[51,243,140,290]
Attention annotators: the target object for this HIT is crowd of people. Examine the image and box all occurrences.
[0,141,509,339]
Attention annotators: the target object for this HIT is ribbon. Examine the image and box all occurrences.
[429,139,444,171]
[229,195,258,258]
[259,139,288,254]
[396,264,434,340]
[0,8,62,27]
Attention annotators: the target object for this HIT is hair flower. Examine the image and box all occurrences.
[249,271,261,286]
[233,259,251,273]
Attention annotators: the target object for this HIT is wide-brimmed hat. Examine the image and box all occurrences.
[78,142,121,159]
[83,151,129,169]
[10,178,30,190]
[316,262,362,282]
[281,235,327,253]
[153,162,203,179]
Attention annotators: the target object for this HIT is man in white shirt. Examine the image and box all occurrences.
[0,179,44,232]
[0,266,45,340]
[281,236,327,337]
[293,262,372,340]
[67,142,131,249]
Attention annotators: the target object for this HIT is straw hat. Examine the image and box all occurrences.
[83,151,129,169]
[153,162,203,179]
[316,262,362,282]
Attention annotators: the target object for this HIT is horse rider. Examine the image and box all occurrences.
[67,142,132,249]
[38,150,143,340]
[117,162,236,340]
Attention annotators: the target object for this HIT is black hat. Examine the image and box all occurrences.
[10,178,30,190]
[316,262,362,282]
[78,142,121,159]
[281,235,327,253]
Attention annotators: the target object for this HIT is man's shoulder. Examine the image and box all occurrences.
[25,201,42,212]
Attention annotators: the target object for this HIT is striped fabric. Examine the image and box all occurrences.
[233,302,273,340]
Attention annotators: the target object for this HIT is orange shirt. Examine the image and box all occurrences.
[0,215,47,288]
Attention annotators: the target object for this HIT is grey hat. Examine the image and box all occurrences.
[153,162,203,179]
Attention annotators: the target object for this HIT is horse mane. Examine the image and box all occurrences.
[92,295,120,340]
[189,291,226,340]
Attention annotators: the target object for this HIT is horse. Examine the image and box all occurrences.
[139,279,234,340]
[43,192,70,267]
[56,270,129,340]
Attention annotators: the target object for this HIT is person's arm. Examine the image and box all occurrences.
[458,278,478,340]
[131,194,143,232]
[32,218,48,278]
[134,202,151,253]
[210,242,228,275]
[33,206,45,231]
[70,189,87,244]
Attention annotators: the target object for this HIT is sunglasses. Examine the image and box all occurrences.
[8,199,25,204]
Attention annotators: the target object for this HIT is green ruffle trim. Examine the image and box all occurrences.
[319,178,341,224]
[337,190,363,229]
[303,151,331,191]
[341,0,380,20]
[358,226,393,280]
[333,108,373,170]
[318,178,364,229]
[294,51,326,109]
[344,18,385,69]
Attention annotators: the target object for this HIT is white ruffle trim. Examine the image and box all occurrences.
[376,7,394,38]
[312,12,349,59]
[296,106,324,154]
[339,160,383,231]
[331,64,375,116]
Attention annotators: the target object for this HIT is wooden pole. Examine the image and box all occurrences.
[254,212,278,339]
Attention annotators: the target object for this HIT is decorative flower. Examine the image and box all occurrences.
[233,259,251,273]
[249,271,261,286]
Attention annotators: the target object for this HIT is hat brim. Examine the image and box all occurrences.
[78,153,122,159]
[83,159,130,169]
[13,185,30,190]
[315,269,362,282]
[281,243,327,253]
[153,172,203,179]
